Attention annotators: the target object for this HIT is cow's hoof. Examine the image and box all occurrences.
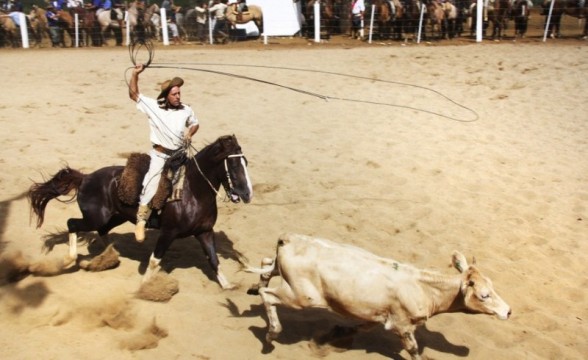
[247,284,260,296]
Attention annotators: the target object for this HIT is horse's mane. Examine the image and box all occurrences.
[196,135,241,163]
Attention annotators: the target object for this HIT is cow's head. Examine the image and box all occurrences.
[452,251,511,320]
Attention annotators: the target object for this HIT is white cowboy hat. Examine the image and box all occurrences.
[227,0,238,4]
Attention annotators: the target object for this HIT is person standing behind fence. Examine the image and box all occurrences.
[161,0,172,18]
[65,0,84,8]
[208,0,228,44]
[46,4,62,47]
[168,4,183,44]
[350,0,365,40]
[194,1,208,43]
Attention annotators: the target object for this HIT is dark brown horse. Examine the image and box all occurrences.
[369,0,394,40]
[392,0,423,42]
[542,0,588,38]
[29,135,253,289]
[304,0,335,39]
[54,9,77,47]
[487,0,512,40]
[469,0,511,39]
[512,0,530,38]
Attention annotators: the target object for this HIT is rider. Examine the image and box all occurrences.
[128,64,199,242]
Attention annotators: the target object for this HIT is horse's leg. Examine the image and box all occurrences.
[95,216,127,250]
[65,217,100,267]
[196,231,234,289]
[142,229,177,283]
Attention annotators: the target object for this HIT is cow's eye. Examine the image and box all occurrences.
[479,293,490,301]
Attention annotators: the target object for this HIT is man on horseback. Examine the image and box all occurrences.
[128,64,200,241]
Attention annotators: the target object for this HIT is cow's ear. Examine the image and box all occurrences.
[452,251,469,273]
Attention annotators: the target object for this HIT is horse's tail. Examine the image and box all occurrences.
[28,167,85,228]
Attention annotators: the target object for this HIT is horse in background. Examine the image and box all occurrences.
[0,11,20,47]
[304,0,335,39]
[512,0,530,38]
[225,4,263,36]
[368,0,394,40]
[454,0,469,37]
[97,8,124,45]
[142,3,161,40]
[487,0,512,39]
[425,0,458,40]
[390,0,423,42]
[542,0,588,38]
[28,6,50,46]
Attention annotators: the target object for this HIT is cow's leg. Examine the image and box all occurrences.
[258,284,297,343]
[196,231,234,289]
[399,329,421,360]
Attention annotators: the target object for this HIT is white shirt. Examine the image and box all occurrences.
[136,94,198,150]
[209,2,227,19]
[351,0,365,15]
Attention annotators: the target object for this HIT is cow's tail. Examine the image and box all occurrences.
[245,256,279,296]
[29,167,85,228]
[242,257,276,275]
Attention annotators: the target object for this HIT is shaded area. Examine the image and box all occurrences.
[0,192,29,254]
[38,229,245,282]
[225,299,469,359]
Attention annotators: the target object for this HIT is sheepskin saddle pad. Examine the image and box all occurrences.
[117,153,186,210]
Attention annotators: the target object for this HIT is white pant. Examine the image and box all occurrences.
[169,23,179,38]
[139,149,168,206]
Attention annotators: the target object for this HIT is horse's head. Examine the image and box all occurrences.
[214,135,253,204]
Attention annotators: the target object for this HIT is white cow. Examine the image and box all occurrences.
[246,233,511,360]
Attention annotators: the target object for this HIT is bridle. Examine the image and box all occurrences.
[223,153,248,203]
[191,151,248,203]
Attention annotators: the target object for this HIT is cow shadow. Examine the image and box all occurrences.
[38,229,244,282]
[227,300,469,359]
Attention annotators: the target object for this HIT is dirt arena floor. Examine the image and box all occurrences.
[0,8,586,360]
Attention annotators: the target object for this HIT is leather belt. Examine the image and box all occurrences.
[153,144,176,156]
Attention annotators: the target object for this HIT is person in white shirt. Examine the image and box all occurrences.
[350,0,365,39]
[128,64,199,241]
[208,0,228,43]
[195,1,208,42]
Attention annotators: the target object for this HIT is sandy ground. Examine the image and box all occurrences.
[0,13,587,360]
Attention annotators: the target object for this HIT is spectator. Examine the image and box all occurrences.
[350,0,365,39]
[161,0,172,18]
[168,5,183,44]
[46,4,62,47]
[50,0,67,10]
[208,0,228,44]
[194,1,208,43]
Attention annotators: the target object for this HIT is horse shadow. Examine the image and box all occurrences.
[223,299,470,359]
[100,230,244,281]
[0,191,29,253]
[40,229,245,282]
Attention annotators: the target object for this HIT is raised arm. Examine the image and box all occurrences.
[129,64,145,102]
